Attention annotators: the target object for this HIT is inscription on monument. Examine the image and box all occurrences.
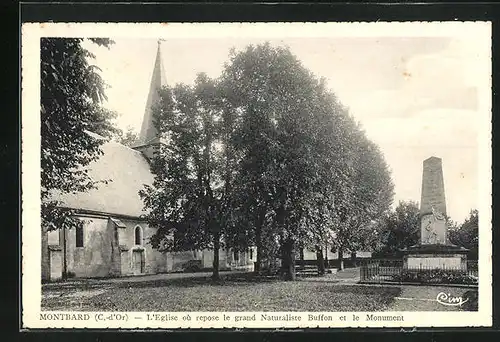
[407,256,462,269]
[421,208,447,244]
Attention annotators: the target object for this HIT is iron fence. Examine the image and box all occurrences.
[360,259,478,285]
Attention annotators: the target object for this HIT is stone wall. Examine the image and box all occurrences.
[170,251,201,271]
[41,226,49,281]
[41,213,261,280]
[65,217,113,278]
[49,246,63,280]
[301,248,372,261]
[404,253,468,270]
[224,248,256,271]
[42,227,64,281]
[118,218,170,275]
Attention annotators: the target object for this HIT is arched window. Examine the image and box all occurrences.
[135,226,143,245]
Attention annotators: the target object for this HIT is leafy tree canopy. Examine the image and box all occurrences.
[141,42,395,279]
[449,209,479,259]
[220,43,394,276]
[114,126,140,147]
[373,200,420,257]
[41,38,117,230]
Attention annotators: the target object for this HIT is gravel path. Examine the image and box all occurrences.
[43,271,239,289]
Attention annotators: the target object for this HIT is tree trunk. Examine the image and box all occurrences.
[275,204,295,280]
[255,243,262,274]
[316,245,325,275]
[212,233,221,281]
[324,245,329,270]
[338,247,344,271]
[254,207,265,274]
[281,239,296,281]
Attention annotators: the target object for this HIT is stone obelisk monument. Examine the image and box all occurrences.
[420,157,448,245]
[402,156,468,270]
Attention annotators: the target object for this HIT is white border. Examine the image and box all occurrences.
[21,22,492,329]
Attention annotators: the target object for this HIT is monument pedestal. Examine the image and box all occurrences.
[401,244,468,270]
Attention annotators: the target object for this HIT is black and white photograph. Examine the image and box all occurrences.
[21,22,492,329]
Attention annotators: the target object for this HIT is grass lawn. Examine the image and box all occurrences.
[385,285,478,312]
[42,273,401,312]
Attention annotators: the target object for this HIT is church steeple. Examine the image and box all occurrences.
[137,39,167,146]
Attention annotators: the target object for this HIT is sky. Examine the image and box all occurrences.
[82,32,488,223]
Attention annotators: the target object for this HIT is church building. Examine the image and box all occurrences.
[41,42,256,281]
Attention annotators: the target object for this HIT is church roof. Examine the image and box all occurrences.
[51,43,167,219]
[51,140,154,218]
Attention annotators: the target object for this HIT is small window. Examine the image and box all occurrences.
[249,249,253,260]
[76,226,84,247]
[135,226,143,245]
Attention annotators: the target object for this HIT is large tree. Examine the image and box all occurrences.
[218,46,283,273]
[142,43,395,281]
[220,43,393,279]
[220,44,336,279]
[374,200,420,257]
[41,38,117,231]
[332,133,394,269]
[140,73,236,280]
[449,209,479,260]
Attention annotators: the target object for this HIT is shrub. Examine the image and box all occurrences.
[63,271,76,279]
[391,269,478,285]
[182,260,202,273]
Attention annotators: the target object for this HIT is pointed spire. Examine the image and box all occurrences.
[137,39,167,145]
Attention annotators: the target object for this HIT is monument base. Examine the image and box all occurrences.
[401,244,469,271]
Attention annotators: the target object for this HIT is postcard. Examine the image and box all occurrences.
[21,22,492,329]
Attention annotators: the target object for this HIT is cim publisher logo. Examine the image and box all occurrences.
[436,292,469,307]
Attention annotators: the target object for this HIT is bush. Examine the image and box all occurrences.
[391,269,478,285]
[182,260,202,273]
[63,271,76,279]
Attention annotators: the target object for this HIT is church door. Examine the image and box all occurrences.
[132,250,145,275]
